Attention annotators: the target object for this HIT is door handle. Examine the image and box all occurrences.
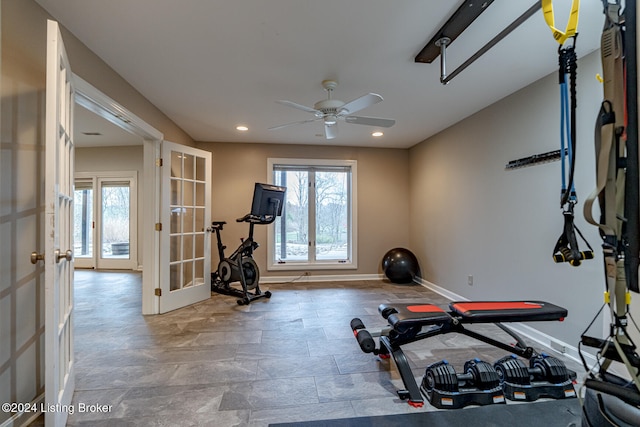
[31,252,45,265]
[55,249,73,263]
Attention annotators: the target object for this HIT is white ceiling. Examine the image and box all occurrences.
[37,0,604,149]
[75,104,142,147]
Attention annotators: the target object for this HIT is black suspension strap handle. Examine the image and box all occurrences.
[553,208,595,266]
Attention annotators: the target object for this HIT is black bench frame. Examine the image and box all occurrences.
[358,301,568,407]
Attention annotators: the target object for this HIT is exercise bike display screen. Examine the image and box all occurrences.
[250,183,286,218]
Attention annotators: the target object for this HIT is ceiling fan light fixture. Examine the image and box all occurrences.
[324,114,338,126]
[236,125,249,131]
[372,131,384,137]
[270,80,395,140]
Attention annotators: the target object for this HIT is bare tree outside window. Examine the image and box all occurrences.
[315,171,348,260]
[273,163,352,264]
[101,184,130,257]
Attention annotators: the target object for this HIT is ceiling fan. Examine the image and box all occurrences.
[269,80,395,140]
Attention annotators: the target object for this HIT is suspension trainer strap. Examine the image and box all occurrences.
[542,0,580,45]
[583,2,626,281]
[580,1,640,393]
[546,0,592,266]
[584,101,618,237]
[558,44,578,207]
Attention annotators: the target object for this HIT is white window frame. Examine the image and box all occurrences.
[74,171,138,270]
[267,158,358,271]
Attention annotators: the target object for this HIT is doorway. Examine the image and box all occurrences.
[73,172,138,270]
[74,74,163,314]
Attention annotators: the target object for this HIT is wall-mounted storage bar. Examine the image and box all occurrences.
[505,149,567,170]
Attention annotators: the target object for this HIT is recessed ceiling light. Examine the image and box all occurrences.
[372,131,384,137]
[236,125,249,131]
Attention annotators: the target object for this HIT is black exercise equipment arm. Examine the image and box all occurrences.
[237,198,282,225]
[585,378,640,407]
[236,213,277,225]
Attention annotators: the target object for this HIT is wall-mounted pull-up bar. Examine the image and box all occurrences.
[415,0,495,64]
[416,1,541,85]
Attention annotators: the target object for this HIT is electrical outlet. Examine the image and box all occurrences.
[468,275,473,286]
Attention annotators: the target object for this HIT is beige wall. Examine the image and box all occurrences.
[197,142,411,276]
[0,0,193,423]
[1,2,47,421]
[408,50,619,346]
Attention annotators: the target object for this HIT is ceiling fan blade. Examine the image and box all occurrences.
[275,100,319,114]
[269,118,319,131]
[339,93,383,115]
[344,116,396,128]
[324,123,337,140]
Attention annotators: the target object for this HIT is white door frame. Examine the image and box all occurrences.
[74,75,163,314]
[72,176,96,269]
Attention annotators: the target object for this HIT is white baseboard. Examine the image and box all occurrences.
[260,273,596,369]
[261,273,384,284]
[415,276,596,369]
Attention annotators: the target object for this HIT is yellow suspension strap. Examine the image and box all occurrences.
[542,0,580,45]
[544,0,593,266]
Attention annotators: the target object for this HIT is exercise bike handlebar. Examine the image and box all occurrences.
[236,213,278,225]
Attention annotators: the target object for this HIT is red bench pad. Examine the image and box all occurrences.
[381,301,567,332]
[449,301,567,323]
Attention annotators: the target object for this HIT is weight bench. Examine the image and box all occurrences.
[351,300,575,408]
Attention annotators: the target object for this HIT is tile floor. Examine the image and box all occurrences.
[55,270,585,426]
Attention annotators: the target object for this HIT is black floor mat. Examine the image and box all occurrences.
[269,399,582,427]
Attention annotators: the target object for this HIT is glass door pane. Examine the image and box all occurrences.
[315,171,349,261]
[73,180,94,259]
[169,150,207,292]
[274,170,308,262]
[100,181,130,260]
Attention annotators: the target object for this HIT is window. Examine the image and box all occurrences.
[73,179,94,259]
[267,158,357,270]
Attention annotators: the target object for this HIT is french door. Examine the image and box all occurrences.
[73,172,137,270]
[45,20,75,427]
[158,141,211,313]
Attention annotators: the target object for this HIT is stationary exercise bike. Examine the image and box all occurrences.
[209,183,286,305]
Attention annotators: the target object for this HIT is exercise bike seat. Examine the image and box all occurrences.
[210,221,227,229]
